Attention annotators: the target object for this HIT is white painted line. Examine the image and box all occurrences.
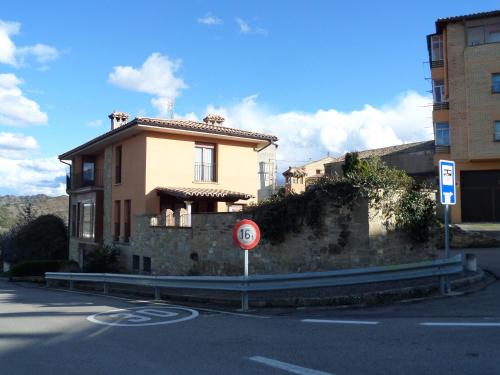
[43,285,270,319]
[301,319,379,325]
[420,322,500,327]
[249,356,334,375]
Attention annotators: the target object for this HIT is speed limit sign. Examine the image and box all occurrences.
[232,219,260,250]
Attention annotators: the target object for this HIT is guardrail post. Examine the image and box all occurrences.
[154,287,161,300]
[69,280,75,291]
[46,279,51,288]
[241,291,248,311]
[103,282,109,295]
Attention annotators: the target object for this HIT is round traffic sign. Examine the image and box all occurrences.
[232,219,261,250]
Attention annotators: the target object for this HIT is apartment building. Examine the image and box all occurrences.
[282,155,335,194]
[59,112,277,268]
[428,10,500,222]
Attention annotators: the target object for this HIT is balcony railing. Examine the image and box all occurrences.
[431,60,444,68]
[433,102,449,111]
[194,163,216,182]
[67,169,104,190]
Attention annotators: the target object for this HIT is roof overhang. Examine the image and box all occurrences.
[156,187,253,202]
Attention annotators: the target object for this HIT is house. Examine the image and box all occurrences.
[59,112,277,269]
[427,10,500,222]
[324,141,436,184]
[282,155,335,194]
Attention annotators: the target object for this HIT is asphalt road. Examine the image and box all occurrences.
[1,249,500,375]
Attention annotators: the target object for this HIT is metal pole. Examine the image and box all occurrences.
[241,249,249,311]
[442,204,451,294]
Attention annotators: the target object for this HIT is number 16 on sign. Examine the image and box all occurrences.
[232,219,261,310]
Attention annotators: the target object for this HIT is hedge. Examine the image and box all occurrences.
[9,259,78,277]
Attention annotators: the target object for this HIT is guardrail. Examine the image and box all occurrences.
[46,254,463,311]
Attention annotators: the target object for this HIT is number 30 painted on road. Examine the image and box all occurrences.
[232,219,261,250]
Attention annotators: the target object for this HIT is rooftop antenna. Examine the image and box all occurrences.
[166,98,175,119]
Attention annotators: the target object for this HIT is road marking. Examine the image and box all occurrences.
[249,356,334,375]
[420,322,500,327]
[87,306,198,327]
[301,319,379,325]
[43,285,270,318]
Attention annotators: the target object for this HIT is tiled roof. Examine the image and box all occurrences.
[59,116,277,159]
[436,10,500,31]
[135,117,278,142]
[325,140,435,165]
[156,186,253,201]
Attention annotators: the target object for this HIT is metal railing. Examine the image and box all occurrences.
[433,102,449,111]
[67,169,104,190]
[46,255,462,311]
[194,163,216,182]
[431,60,444,68]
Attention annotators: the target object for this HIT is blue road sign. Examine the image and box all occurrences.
[439,160,456,205]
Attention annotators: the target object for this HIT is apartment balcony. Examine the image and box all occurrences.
[67,169,104,191]
[435,145,450,154]
[430,60,444,68]
[433,102,449,111]
[194,163,217,182]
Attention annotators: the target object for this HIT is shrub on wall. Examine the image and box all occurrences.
[10,259,78,277]
[251,154,435,244]
[83,245,120,273]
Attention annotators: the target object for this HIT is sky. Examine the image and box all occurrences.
[0,0,498,196]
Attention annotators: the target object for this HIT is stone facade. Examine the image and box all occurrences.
[126,197,436,276]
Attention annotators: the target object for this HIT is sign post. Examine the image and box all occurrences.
[232,219,261,311]
[439,160,456,294]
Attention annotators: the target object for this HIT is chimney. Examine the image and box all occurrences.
[203,114,225,126]
[108,111,130,130]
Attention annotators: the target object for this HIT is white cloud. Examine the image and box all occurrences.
[0,155,66,195]
[86,119,103,127]
[197,13,223,25]
[0,132,38,158]
[235,17,267,35]
[0,20,60,67]
[202,91,433,168]
[0,73,48,126]
[108,53,188,116]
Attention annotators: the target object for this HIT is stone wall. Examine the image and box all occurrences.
[126,197,436,276]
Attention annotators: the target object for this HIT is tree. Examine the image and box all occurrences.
[17,200,38,226]
[13,214,68,262]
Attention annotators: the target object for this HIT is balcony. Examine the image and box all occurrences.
[435,145,450,154]
[431,60,444,68]
[194,163,216,182]
[67,169,104,191]
[433,102,449,111]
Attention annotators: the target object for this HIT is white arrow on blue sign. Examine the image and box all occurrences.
[439,160,456,205]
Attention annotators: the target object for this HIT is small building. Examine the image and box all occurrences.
[59,112,277,271]
[427,10,500,222]
[324,141,436,184]
[282,155,335,194]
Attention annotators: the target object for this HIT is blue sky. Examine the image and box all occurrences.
[0,0,498,195]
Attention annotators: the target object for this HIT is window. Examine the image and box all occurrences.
[495,121,500,141]
[132,255,140,271]
[79,201,95,239]
[486,23,500,43]
[115,145,122,184]
[124,200,131,243]
[435,123,450,146]
[433,80,445,103]
[430,34,443,61]
[316,169,321,175]
[114,200,121,241]
[71,205,77,237]
[194,143,216,182]
[82,156,95,184]
[143,256,151,273]
[492,74,500,93]
[468,26,485,46]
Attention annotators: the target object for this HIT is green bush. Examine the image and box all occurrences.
[395,187,436,243]
[10,259,78,277]
[83,245,120,273]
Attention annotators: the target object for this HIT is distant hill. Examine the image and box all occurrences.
[0,195,68,233]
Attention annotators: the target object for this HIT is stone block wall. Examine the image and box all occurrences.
[127,197,436,276]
